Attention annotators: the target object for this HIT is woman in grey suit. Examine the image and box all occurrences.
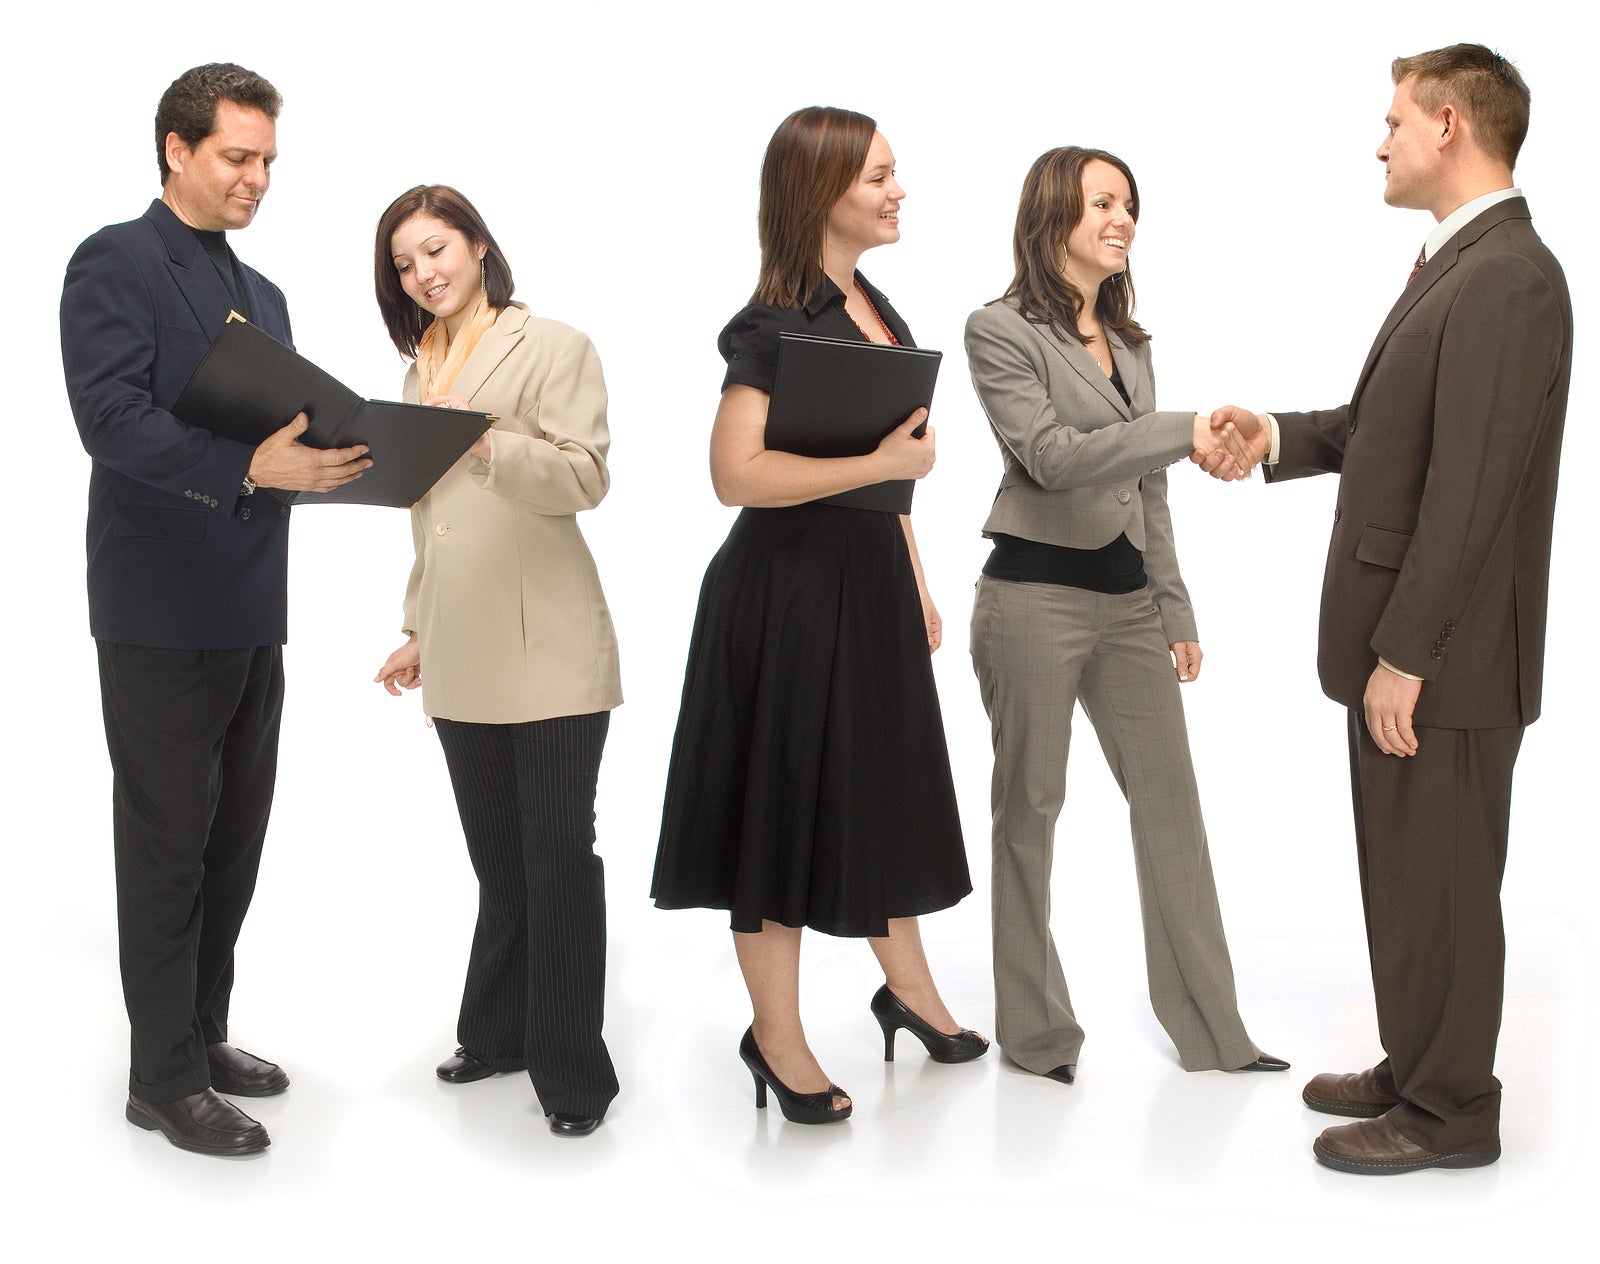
[965,147,1285,1083]
[371,185,621,1137]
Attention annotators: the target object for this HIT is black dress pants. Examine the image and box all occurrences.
[433,712,618,1119]
[96,641,284,1103]
[1346,710,1523,1154]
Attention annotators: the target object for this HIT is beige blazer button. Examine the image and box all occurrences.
[435,523,450,536]
[1116,489,1132,505]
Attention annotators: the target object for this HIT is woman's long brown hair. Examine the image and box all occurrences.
[996,146,1149,349]
[752,107,877,309]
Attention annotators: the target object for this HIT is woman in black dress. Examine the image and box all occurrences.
[652,107,986,1124]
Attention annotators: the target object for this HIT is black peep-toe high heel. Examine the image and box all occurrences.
[870,985,990,1064]
[738,1027,852,1124]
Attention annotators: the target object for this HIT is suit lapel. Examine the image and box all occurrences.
[236,264,288,343]
[452,304,527,403]
[1351,198,1531,406]
[147,200,236,339]
[1106,330,1142,410]
[1036,320,1132,419]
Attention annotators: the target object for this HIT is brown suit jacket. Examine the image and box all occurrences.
[965,300,1200,644]
[402,303,622,724]
[1269,197,1571,729]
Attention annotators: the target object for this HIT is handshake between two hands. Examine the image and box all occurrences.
[1189,405,1269,481]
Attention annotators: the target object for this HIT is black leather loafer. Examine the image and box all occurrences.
[207,1042,289,1097]
[548,1113,600,1137]
[1228,1052,1291,1073]
[436,1047,509,1084]
[1044,1064,1076,1084]
[126,1089,270,1156]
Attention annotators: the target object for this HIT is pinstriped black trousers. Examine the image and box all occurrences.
[433,712,618,1119]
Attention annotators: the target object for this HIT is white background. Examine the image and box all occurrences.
[4,0,1593,1258]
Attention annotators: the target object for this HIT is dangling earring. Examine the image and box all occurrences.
[480,258,488,298]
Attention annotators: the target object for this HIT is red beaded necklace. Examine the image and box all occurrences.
[851,279,900,346]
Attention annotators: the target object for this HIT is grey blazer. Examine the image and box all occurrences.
[964,300,1199,644]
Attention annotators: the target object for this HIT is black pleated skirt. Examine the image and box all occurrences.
[651,503,971,936]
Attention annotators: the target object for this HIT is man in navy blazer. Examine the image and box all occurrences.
[60,63,369,1156]
[1208,45,1571,1174]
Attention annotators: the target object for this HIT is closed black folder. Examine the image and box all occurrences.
[172,315,493,508]
[764,332,942,514]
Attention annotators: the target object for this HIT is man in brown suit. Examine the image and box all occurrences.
[1208,44,1571,1173]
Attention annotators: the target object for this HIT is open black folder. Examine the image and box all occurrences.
[172,315,494,508]
[764,332,942,514]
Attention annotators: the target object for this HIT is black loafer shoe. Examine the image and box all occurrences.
[1043,1064,1076,1084]
[207,1042,289,1097]
[436,1048,495,1083]
[126,1089,270,1156]
[1228,1052,1291,1073]
[436,1047,507,1084]
[548,1113,600,1137]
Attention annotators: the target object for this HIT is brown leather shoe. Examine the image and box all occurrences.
[1302,1067,1399,1118]
[207,1042,289,1097]
[126,1089,271,1156]
[1313,1117,1499,1174]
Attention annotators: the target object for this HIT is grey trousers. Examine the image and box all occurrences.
[970,577,1259,1072]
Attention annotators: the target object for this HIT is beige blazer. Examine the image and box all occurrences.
[401,302,622,724]
[964,300,1199,644]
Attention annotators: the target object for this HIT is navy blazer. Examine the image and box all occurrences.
[61,199,294,648]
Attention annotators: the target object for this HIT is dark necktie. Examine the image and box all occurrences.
[1406,245,1427,286]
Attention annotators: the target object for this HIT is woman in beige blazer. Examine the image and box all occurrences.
[965,148,1284,1085]
[372,185,621,1138]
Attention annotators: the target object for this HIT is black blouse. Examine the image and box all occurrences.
[719,272,914,393]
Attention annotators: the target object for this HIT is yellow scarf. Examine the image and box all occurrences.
[416,297,499,398]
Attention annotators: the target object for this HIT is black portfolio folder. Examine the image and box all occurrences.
[172,315,493,508]
[764,333,942,514]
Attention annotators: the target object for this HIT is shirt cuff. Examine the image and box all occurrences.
[1264,414,1281,465]
[1378,657,1423,682]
